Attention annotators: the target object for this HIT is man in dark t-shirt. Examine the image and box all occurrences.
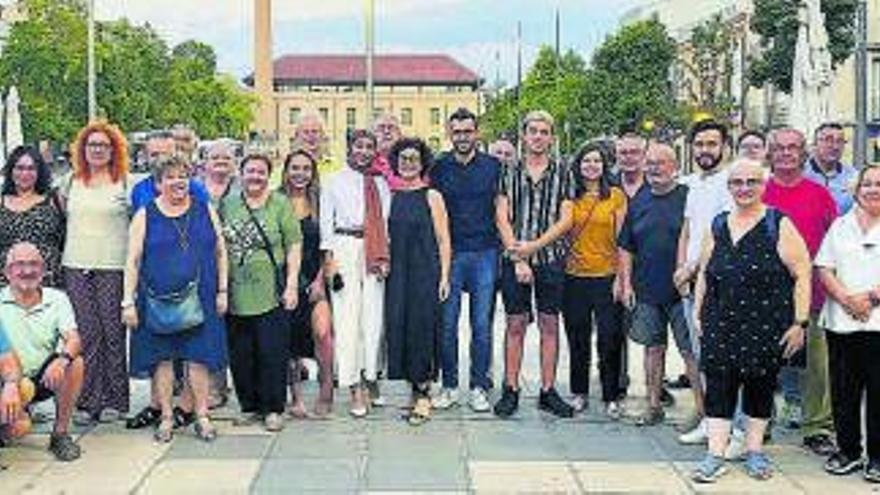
[618,142,698,426]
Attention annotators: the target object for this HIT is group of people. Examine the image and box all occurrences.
[0,107,877,488]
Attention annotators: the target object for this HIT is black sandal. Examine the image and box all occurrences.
[173,407,195,429]
[126,406,160,430]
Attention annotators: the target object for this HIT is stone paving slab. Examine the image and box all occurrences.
[470,460,582,493]
[573,461,691,493]
[136,459,261,494]
[251,458,362,492]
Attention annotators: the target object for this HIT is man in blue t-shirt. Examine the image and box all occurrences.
[429,108,500,413]
[130,130,210,212]
[618,142,696,427]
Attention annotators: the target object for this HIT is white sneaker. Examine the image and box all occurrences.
[678,418,708,445]
[432,388,459,410]
[264,412,284,432]
[570,395,588,413]
[724,429,746,460]
[469,388,490,413]
[604,401,622,420]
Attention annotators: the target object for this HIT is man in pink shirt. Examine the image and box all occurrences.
[762,127,837,457]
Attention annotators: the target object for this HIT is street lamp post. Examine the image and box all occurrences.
[365,0,375,122]
[87,0,96,122]
[854,0,868,167]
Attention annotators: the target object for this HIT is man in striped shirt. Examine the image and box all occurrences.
[494,110,575,418]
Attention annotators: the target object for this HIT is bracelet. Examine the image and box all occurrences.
[120,299,135,309]
[217,289,228,294]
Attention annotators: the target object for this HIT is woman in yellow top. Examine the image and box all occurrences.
[562,142,627,418]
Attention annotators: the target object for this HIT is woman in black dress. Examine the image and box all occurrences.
[0,146,65,287]
[691,159,811,483]
[385,137,450,425]
[282,149,334,418]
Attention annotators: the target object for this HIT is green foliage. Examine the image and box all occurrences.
[676,14,738,120]
[0,0,254,144]
[749,0,858,93]
[481,19,685,152]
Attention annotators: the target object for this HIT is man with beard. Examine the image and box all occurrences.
[293,112,342,178]
[674,120,732,444]
[429,108,501,412]
[804,122,857,214]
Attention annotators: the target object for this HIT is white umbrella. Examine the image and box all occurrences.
[788,0,833,137]
[5,86,23,154]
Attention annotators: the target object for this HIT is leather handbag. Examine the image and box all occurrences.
[144,208,205,334]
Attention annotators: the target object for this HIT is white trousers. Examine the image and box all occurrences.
[331,235,385,388]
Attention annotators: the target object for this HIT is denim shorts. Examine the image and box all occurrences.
[500,259,565,316]
[629,300,692,356]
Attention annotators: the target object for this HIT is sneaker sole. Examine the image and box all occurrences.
[692,465,727,483]
[824,460,864,476]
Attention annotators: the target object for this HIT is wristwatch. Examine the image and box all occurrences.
[869,292,880,308]
[797,319,810,330]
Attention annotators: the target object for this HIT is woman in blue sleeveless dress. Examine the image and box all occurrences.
[123,157,228,443]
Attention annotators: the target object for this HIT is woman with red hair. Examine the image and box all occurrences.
[59,120,133,425]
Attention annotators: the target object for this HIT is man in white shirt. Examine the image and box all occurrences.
[675,120,734,444]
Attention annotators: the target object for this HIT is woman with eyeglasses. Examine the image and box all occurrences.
[0,146,65,288]
[59,121,134,425]
[815,165,880,483]
[384,137,450,425]
[691,158,811,483]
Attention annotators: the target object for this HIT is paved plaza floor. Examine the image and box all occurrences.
[1,303,878,494]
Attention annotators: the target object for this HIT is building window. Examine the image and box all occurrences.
[346,108,357,129]
[319,107,330,124]
[401,108,413,126]
[430,107,441,126]
[289,138,297,153]
[289,107,301,125]
[428,136,441,150]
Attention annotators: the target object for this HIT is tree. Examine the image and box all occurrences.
[579,18,685,137]
[749,0,858,93]
[0,0,254,144]
[675,14,738,119]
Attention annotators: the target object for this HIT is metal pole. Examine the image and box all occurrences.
[365,0,375,123]
[87,0,96,121]
[854,0,868,167]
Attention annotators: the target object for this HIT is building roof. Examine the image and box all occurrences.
[246,54,482,88]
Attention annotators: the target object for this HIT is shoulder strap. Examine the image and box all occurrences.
[711,211,729,240]
[241,192,283,295]
[763,208,782,245]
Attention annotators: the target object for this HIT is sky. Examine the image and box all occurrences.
[92,0,639,86]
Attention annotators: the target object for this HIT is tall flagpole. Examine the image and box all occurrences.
[854,0,868,167]
[87,0,96,121]
[365,0,375,123]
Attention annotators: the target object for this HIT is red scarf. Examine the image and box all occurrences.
[361,170,389,275]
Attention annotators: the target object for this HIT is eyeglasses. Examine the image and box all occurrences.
[727,178,763,189]
[399,152,421,164]
[7,260,43,270]
[819,137,847,146]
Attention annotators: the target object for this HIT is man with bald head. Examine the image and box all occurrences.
[293,112,342,177]
[0,242,84,461]
[763,127,838,456]
[618,142,695,426]
[370,113,405,190]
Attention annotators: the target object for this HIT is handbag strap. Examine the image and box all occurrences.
[241,192,284,292]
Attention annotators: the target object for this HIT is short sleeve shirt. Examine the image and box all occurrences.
[430,151,500,253]
[566,188,626,277]
[0,287,77,376]
[763,177,838,312]
[220,191,302,316]
[131,176,211,213]
[498,159,575,266]
[815,208,880,333]
[618,185,688,305]
[803,158,857,214]
[681,167,734,268]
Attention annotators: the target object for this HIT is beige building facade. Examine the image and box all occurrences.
[621,0,880,163]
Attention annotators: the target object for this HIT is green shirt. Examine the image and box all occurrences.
[0,287,77,377]
[220,191,301,316]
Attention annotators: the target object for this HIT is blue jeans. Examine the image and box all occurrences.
[441,249,498,391]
